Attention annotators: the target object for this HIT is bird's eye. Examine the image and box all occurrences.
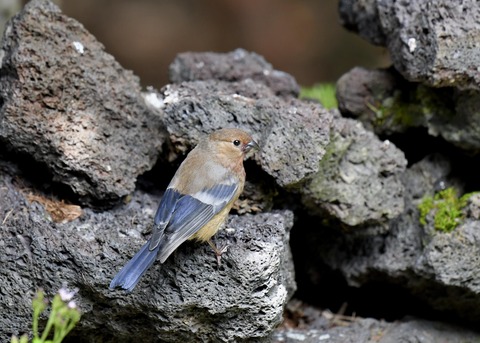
[233,140,241,146]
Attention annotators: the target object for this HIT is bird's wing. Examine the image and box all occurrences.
[149,181,239,262]
[153,188,181,227]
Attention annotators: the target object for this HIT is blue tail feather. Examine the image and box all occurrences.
[109,241,159,292]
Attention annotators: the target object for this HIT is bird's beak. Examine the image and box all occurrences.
[244,139,260,153]
[243,139,260,154]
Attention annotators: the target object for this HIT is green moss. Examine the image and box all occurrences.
[300,83,338,109]
[308,129,350,199]
[418,188,477,232]
[366,90,425,130]
[366,84,455,132]
[416,85,456,119]
[418,196,434,226]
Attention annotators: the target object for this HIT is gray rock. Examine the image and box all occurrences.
[0,160,295,342]
[414,192,480,318]
[275,318,388,343]
[151,54,408,226]
[154,79,333,189]
[274,317,480,343]
[0,0,167,205]
[316,154,451,286]
[337,66,480,152]
[338,0,385,46]
[169,49,300,97]
[336,66,426,135]
[339,0,480,89]
[304,153,480,322]
[378,318,480,343]
[301,115,407,226]
[432,90,480,151]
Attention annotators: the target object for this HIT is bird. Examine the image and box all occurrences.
[110,128,259,292]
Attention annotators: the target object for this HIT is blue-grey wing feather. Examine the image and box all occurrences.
[153,188,180,226]
[150,182,238,261]
[110,181,238,291]
[109,242,159,292]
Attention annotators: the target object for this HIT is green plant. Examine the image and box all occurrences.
[300,83,338,109]
[11,288,81,343]
[418,187,477,232]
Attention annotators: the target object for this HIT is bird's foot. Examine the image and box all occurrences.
[207,239,230,266]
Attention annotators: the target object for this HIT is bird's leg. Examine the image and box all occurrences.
[207,239,230,266]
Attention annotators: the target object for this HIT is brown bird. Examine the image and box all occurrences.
[110,128,259,291]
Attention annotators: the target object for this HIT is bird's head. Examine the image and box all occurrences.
[208,128,259,160]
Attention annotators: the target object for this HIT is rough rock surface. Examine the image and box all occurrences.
[0,0,167,205]
[333,0,480,333]
[5,1,479,341]
[154,79,332,188]
[339,0,480,89]
[301,154,480,322]
[336,66,480,152]
[146,53,408,226]
[336,66,425,135]
[169,49,300,97]
[338,0,385,46]
[0,160,295,343]
[275,316,480,343]
[301,115,407,226]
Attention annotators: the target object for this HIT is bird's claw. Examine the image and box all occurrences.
[208,240,230,266]
[215,243,230,266]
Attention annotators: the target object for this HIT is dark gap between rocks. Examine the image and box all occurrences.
[291,216,448,323]
[383,127,480,193]
[0,146,80,205]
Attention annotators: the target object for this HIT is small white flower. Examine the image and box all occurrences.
[68,300,77,309]
[58,287,78,302]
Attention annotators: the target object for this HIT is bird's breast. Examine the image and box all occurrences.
[188,205,231,242]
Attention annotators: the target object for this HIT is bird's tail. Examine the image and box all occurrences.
[109,241,159,292]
